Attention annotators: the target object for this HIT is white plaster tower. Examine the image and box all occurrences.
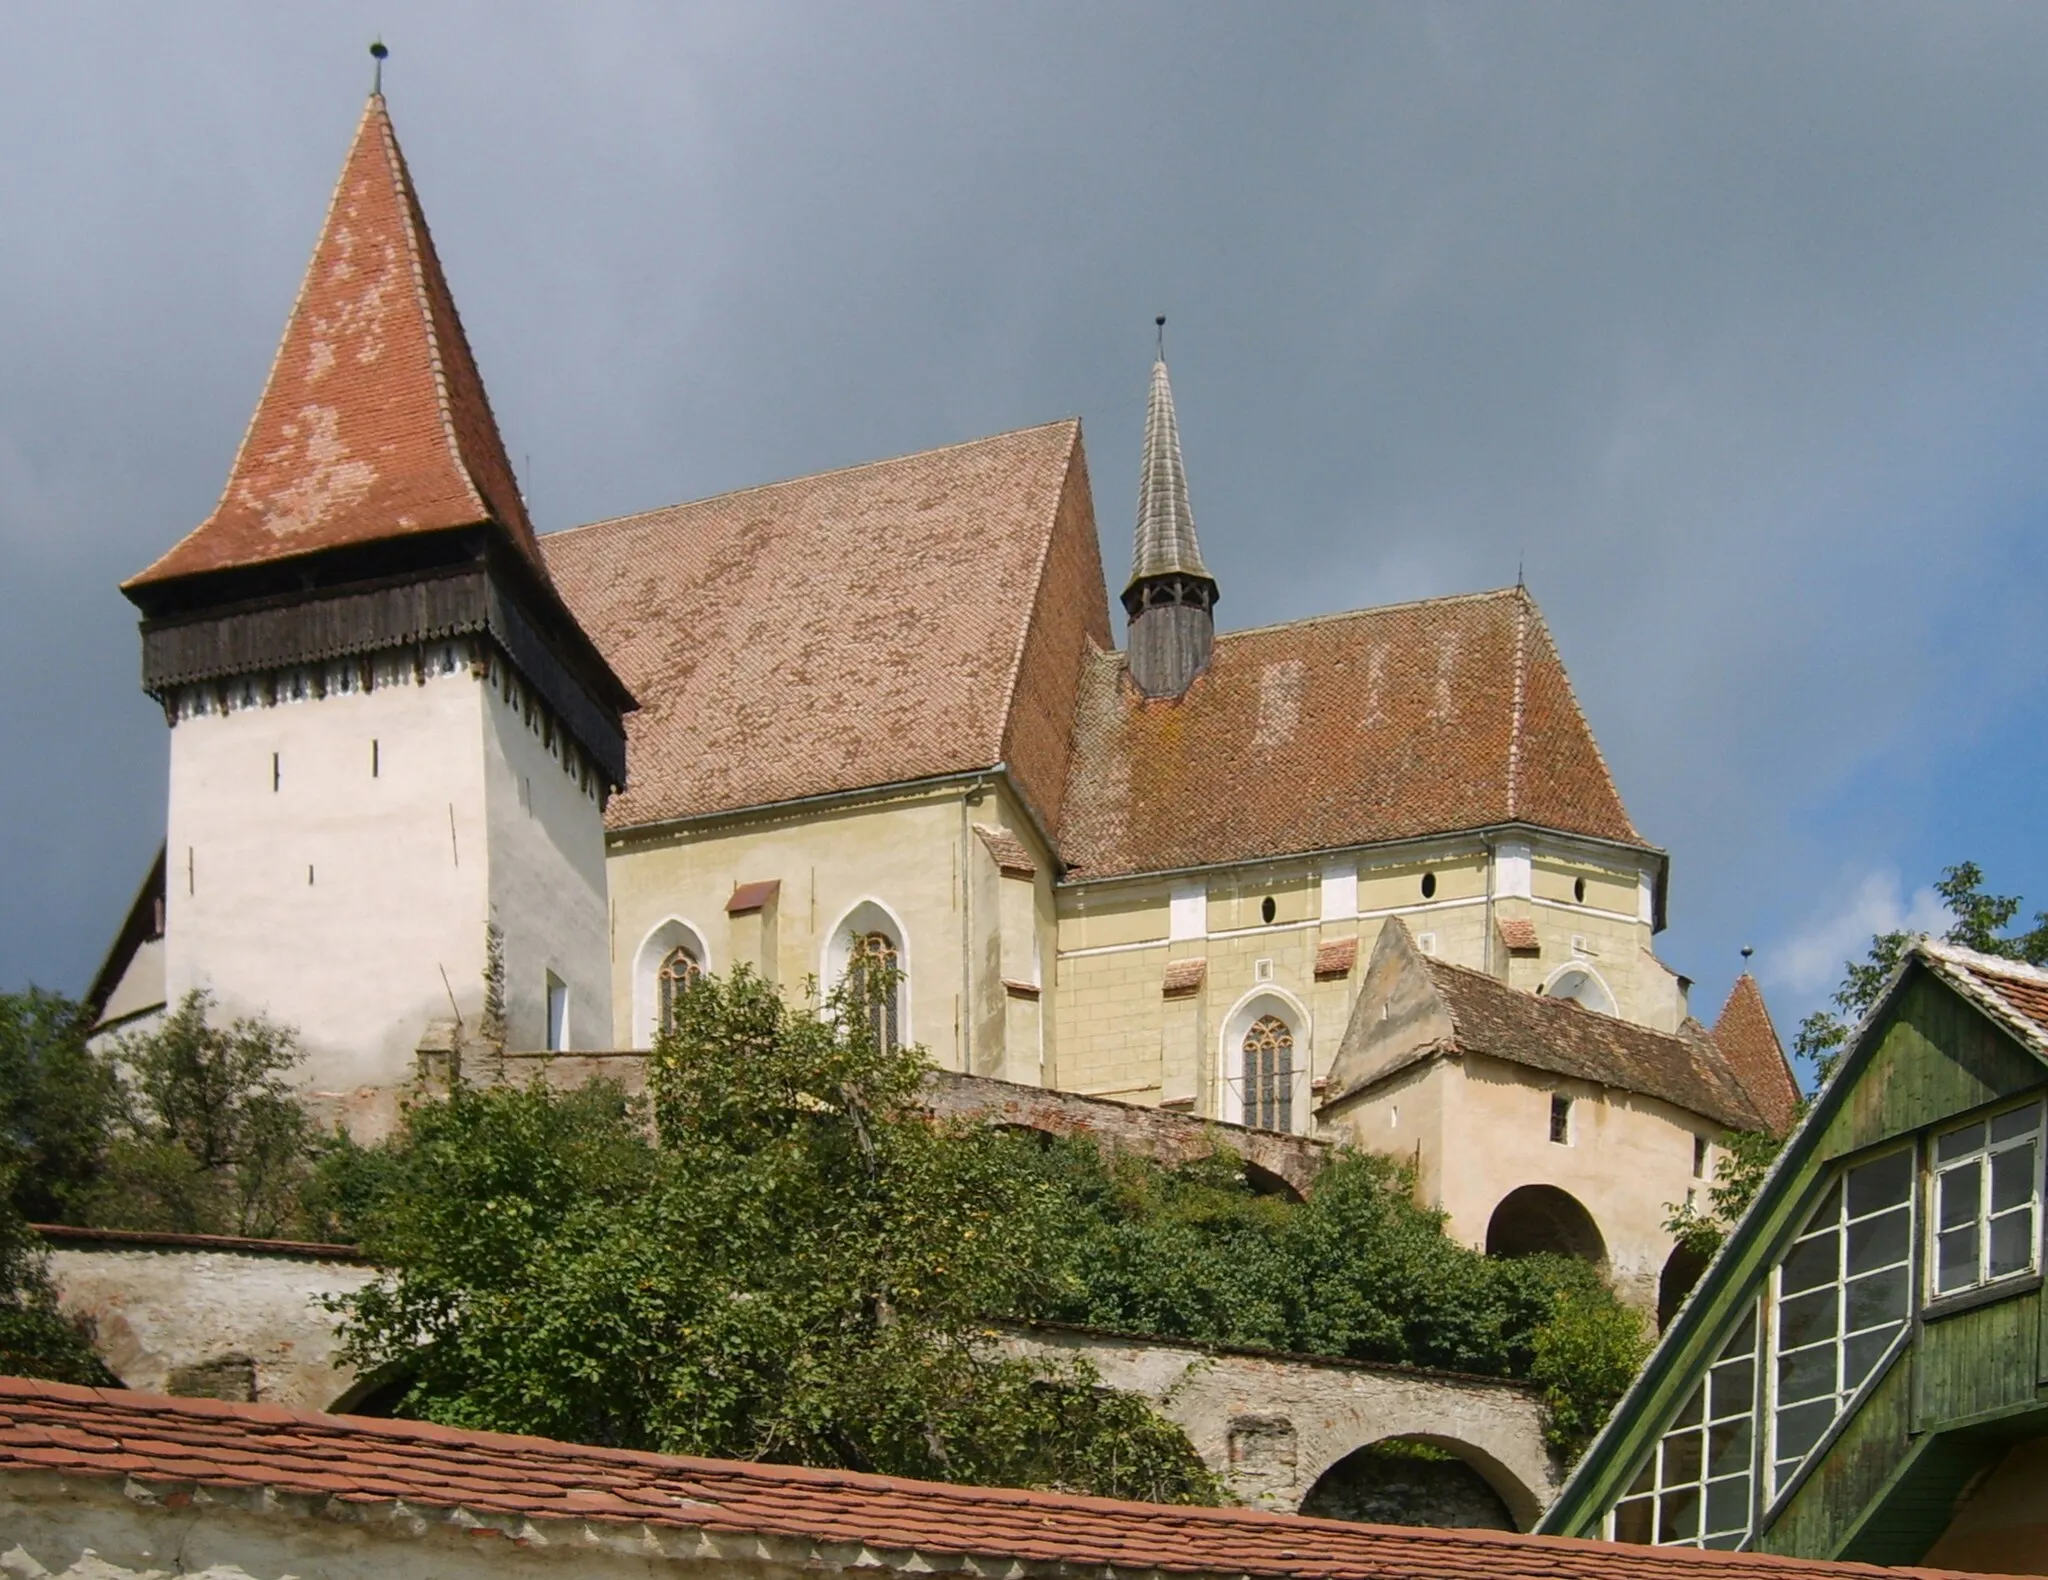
[121,91,634,1104]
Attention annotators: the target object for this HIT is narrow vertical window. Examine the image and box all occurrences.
[546,973,569,1052]
[1694,1134,1710,1179]
[1550,1093,1573,1145]
[272,752,281,791]
[1610,1303,1758,1548]
[371,739,380,777]
[1931,1101,2043,1298]
[657,945,702,1036]
[850,932,902,1053]
[1241,1015,1294,1131]
[1769,1148,1913,1497]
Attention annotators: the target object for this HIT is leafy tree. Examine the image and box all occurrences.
[1527,1283,1652,1457]
[0,989,115,1223]
[334,968,1222,1502]
[1669,862,2045,1260]
[0,1164,116,1386]
[1795,862,2048,1085]
[90,991,317,1238]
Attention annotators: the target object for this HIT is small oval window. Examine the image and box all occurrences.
[1420,872,1437,900]
[1260,896,1277,924]
[1573,877,1587,903]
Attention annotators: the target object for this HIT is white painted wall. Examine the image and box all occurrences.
[480,662,613,1051]
[164,650,492,1098]
[162,640,615,1104]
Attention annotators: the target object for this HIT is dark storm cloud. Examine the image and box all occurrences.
[6,2,2048,1036]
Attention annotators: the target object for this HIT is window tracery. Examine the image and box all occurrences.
[1241,1014,1293,1131]
[657,944,701,1036]
[851,931,902,1053]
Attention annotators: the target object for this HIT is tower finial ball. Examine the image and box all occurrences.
[370,40,389,60]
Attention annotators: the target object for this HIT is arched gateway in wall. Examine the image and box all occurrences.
[1485,1183,1608,1267]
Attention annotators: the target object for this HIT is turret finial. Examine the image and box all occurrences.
[370,39,389,96]
[1155,314,1166,358]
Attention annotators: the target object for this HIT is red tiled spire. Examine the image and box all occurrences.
[128,95,543,589]
[1711,973,1801,1136]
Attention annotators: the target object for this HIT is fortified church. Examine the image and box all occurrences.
[90,91,1800,1313]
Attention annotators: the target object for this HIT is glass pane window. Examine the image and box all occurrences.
[1931,1101,2043,1298]
[1610,1305,1759,1549]
[850,932,902,1052]
[657,945,702,1037]
[1241,1015,1294,1131]
[1768,1149,1913,1497]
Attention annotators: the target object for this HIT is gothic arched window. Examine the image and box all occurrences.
[1242,1014,1294,1131]
[850,931,902,1052]
[657,944,702,1036]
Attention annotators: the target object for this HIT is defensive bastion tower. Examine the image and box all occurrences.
[120,92,633,1103]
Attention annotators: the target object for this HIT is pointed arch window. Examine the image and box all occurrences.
[657,944,702,1036]
[850,931,902,1053]
[1241,1014,1294,1131]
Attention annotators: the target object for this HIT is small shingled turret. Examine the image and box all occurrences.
[1122,323,1218,698]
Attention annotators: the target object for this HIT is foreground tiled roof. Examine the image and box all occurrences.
[0,1378,1987,1580]
[1424,957,1766,1132]
[1709,975,1801,1136]
[1059,589,1646,879]
[1918,940,2048,1059]
[129,96,543,589]
[544,422,1110,833]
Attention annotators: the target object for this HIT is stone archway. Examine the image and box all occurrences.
[1299,1434,1517,1529]
[1485,1184,1607,1267]
[1657,1240,1711,1330]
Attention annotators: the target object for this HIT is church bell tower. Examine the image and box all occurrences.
[1121,328,1218,698]
[122,89,634,1103]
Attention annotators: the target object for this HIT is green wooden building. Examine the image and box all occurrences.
[1539,938,2048,1571]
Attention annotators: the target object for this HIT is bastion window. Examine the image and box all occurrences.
[1769,1147,1913,1497]
[1550,1094,1573,1145]
[850,932,902,1053]
[657,945,702,1037]
[1931,1100,2043,1298]
[1242,1015,1294,1131]
[545,973,569,1053]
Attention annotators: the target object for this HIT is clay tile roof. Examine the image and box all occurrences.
[1059,588,1647,879]
[1423,958,1766,1132]
[1710,974,1801,1136]
[726,880,781,916]
[128,96,544,590]
[1496,917,1541,955]
[973,825,1038,880]
[1163,958,1207,997]
[1918,940,2048,1060]
[543,422,1111,834]
[0,1377,1985,1580]
[1314,938,1358,980]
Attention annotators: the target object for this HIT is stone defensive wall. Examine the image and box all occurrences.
[38,1229,1553,1526]
[486,1052,1332,1198]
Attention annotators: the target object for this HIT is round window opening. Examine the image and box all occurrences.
[1260,896,1277,924]
[1420,871,1437,900]
[1573,876,1587,903]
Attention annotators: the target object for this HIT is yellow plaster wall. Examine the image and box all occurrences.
[608,790,980,1067]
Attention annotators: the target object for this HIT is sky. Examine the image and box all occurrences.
[5,3,2048,1073]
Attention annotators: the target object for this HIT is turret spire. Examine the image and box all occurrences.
[1122,325,1218,697]
[126,91,544,591]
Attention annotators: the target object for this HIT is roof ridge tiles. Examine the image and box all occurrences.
[1919,936,2048,987]
[547,418,1083,543]
[1206,585,1528,645]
